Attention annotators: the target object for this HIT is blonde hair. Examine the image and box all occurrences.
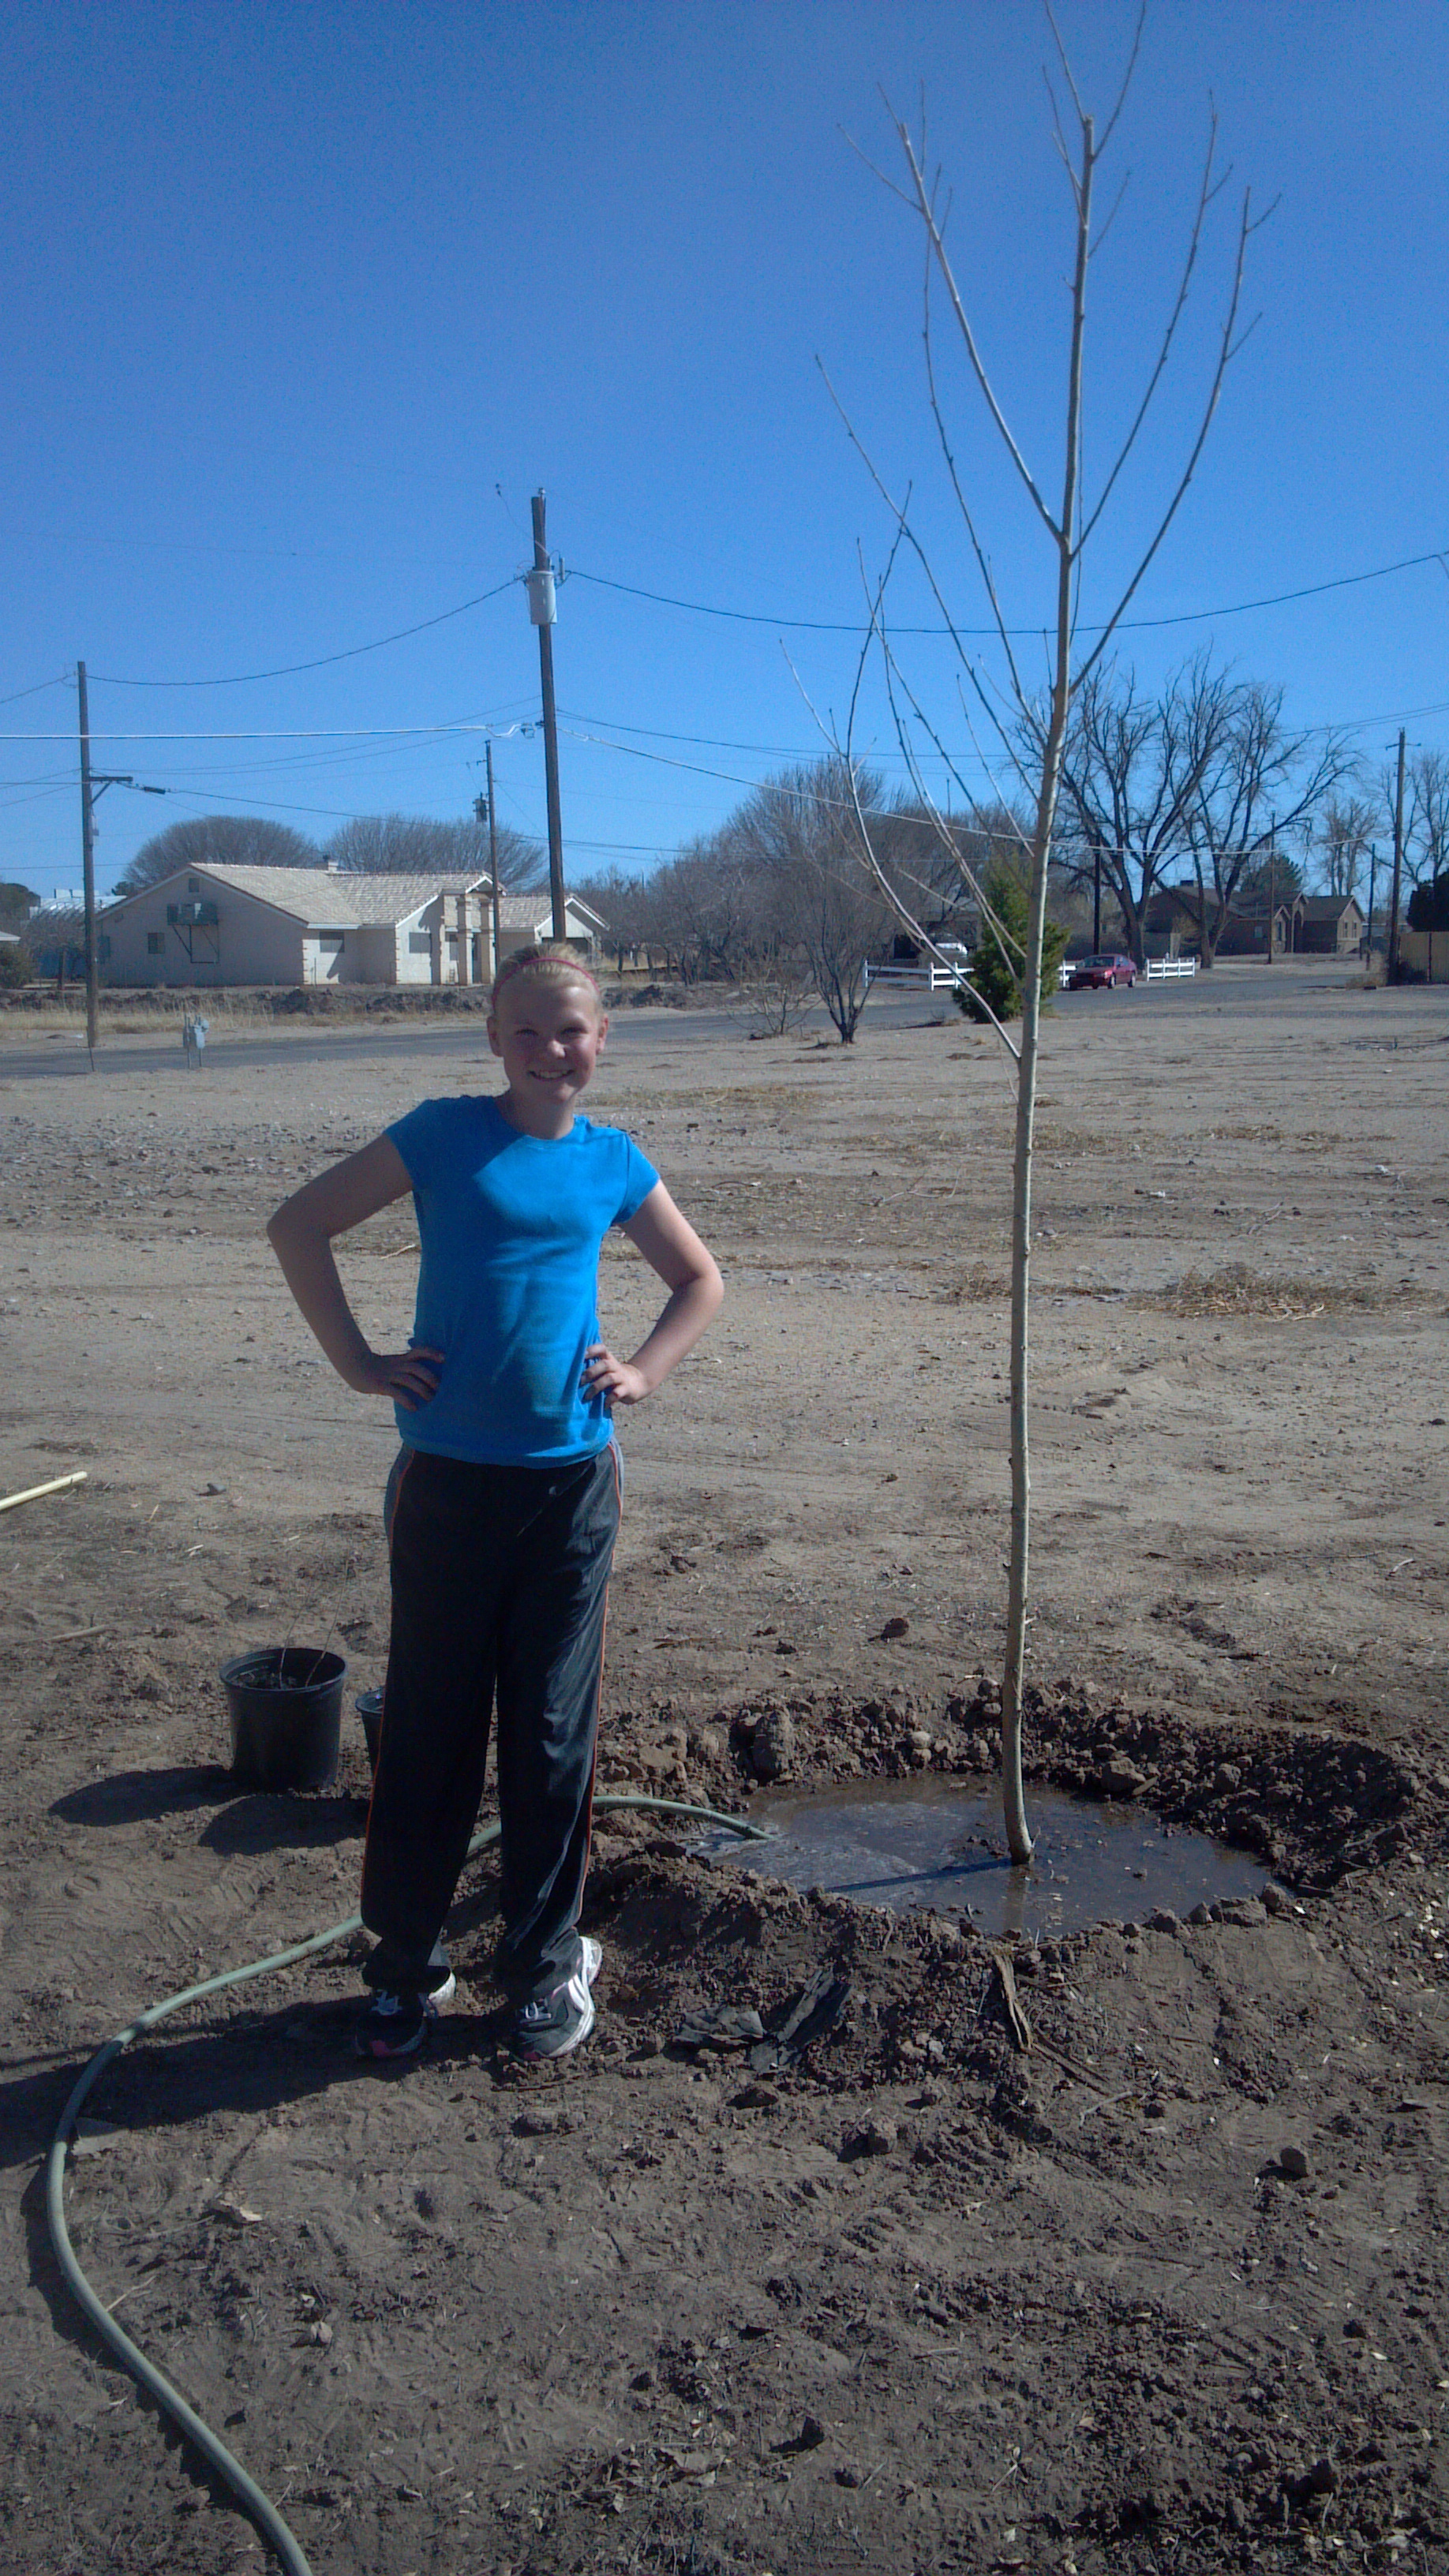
[489,945,603,1014]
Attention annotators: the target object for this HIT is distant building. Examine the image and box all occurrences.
[94,864,605,989]
[1211,897,1298,960]
[17,905,87,982]
[1140,884,1367,962]
[1141,886,1199,959]
[1294,896,1365,957]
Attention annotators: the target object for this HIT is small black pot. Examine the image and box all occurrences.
[220,1648,346,1791]
[356,1687,384,1773]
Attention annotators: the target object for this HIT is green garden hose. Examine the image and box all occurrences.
[46,1792,767,2576]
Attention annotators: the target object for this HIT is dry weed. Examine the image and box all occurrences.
[1148,1264,1383,1320]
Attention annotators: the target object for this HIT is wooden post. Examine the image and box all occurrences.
[77,661,98,1064]
[486,738,501,984]
[532,492,567,943]
[1388,729,1406,982]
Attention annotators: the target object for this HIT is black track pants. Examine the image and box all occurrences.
[361,1443,620,2002]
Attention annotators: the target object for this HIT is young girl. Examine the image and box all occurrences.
[267,947,722,2061]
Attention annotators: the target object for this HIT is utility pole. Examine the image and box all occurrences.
[1365,842,1379,964]
[1091,844,1101,953]
[77,661,99,1065]
[1266,814,1276,966]
[530,490,567,942]
[485,739,501,982]
[1388,728,1406,983]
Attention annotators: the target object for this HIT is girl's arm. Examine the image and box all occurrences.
[266,1135,443,1410]
[582,1181,723,1410]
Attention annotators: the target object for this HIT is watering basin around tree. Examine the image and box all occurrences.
[695,1774,1269,1941]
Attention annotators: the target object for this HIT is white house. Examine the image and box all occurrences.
[95,864,605,990]
[495,890,608,968]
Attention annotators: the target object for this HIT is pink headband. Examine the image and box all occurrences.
[490,947,601,1005]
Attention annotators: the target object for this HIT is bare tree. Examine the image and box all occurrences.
[659,837,766,985]
[1054,656,1240,962]
[324,812,545,888]
[629,866,695,983]
[733,761,895,1041]
[1395,750,1449,895]
[1053,660,1350,964]
[573,868,654,975]
[1315,794,1375,901]
[727,944,817,1038]
[115,814,322,893]
[1175,685,1353,962]
[832,17,1260,1859]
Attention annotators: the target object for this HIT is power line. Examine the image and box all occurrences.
[88,578,519,688]
[568,543,1449,638]
[138,783,373,824]
[0,673,72,708]
[557,725,792,797]
[557,706,851,758]
[558,702,998,772]
[0,722,514,742]
[0,784,74,812]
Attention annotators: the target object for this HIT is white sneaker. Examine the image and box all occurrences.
[425,1938,456,2009]
[510,1936,601,2060]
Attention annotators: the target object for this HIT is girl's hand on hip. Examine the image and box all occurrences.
[582,1343,650,1409]
[349,1346,444,1410]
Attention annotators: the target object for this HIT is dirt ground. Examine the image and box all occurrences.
[1,961,1447,2576]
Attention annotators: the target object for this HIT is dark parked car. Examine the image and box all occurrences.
[1067,953,1137,990]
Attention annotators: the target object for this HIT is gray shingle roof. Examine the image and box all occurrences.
[498,893,564,929]
[496,892,606,930]
[103,864,491,929]
[1298,895,1363,921]
[99,865,602,934]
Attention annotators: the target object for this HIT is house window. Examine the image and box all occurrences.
[97,935,112,963]
[147,931,164,955]
[407,930,432,954]
[187,878,200,894]
[316,932,345,953]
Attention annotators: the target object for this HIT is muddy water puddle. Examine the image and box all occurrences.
[698,1775,1267,1940]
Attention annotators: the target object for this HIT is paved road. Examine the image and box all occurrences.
[0,964,1368,1084]
[0,991,959,1081]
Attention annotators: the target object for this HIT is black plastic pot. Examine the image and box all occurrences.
[356,1687,384,1773]
[220,1648,346,1791]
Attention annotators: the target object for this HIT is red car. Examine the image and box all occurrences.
[1067,953,1137,990]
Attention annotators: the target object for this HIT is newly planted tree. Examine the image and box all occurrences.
[832,14,1260,1859]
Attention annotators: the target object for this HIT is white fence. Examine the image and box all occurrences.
[868,951,1199,995]
[863,960,970,993]
[1056,956,1199,985]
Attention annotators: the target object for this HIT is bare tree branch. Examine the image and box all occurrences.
[1093,0,1147,155]
[1077,113,1221,549]
[922,258,1032,711]
[1075,185,1254,684]
[887,101,1061,539]
[829,17,1262,1870]
[1089,163,1133,260]
[805,555,1028,1057]
[818,357,1031,718]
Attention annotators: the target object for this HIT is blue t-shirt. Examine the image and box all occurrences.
[387,1095,659,1466]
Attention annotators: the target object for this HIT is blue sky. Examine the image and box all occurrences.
[4,1,1445,902]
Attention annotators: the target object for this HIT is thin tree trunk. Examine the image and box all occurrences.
[836,47,1254,1868]
[1002,114,1092,1866]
